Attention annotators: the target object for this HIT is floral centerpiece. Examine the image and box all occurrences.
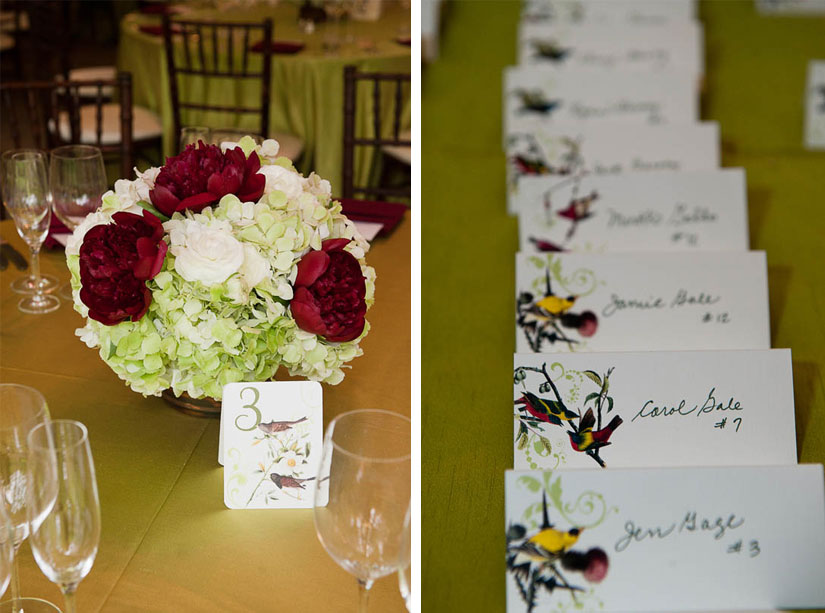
[66,137,375,401]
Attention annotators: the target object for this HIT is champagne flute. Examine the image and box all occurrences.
[27,421,100,613]
[0,150,58,296]
[0,504,12,599]
[398,504,411,611]
[0,384,55,610]
[314,409,411,612]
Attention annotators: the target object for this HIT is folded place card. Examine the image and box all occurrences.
[503,67,697,142]
[805,60,825,150]
[507,122,720,214]
[756,0,825,13]
[505,465,825,611]
[515,251,770,353]
[521,0,695,24]
[220,381,323,509]
[515,168,748,253]
[517,22,703,76]
[512,349,796,471]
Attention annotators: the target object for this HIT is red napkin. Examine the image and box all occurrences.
[138,4,181,15]
[44,216,71,250]
[250,40,305,55]
[138,24,184,36]
[338,198,407,237]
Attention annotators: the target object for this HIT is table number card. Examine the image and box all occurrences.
[220,381,323,509]
[521,0,696,24]
[505,466,825,611]
[517,22,703,76]
[503,67,697,139]
[515,169,749,252]
[507,123,720,213]
[805,60,825,150]
[512,350,796,470]
[515,251,770,353]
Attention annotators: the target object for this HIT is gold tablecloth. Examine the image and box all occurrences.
[0,214,410,612]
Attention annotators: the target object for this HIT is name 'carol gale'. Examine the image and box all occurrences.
[632,387,744,422]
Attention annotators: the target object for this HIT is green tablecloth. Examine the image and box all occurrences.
[422,2,825,611]
[117,2,411,193]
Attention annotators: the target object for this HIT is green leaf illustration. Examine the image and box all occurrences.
[583,370,602,386]
[537,436,552,456]
[518,432,529,450]
[518,475,541,493]
[606,396,614,413]
[584,391,600,405]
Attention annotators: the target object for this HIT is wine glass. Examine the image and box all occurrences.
[398,504,411,611]
[179,126,211,150]
[314,409,411,612]
[0,150,58,297]
[0,384,55,610]
[49,146,106,232]
[27,421,100,613]
[49,145,106,300]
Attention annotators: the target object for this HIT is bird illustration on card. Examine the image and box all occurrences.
[514,361,623,468]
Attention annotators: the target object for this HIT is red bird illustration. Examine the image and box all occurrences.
[269,473,316,490]
[557,191,598,222]
[257,416,308,434]
[567,408,622,452]
[515,392,579,427]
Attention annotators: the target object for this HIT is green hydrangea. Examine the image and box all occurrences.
[69,137,375,400]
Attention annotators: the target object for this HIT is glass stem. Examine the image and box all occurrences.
[61,584,78,613]
[30,247,43,304]
[9,547,21,610]
[356,579,372,613]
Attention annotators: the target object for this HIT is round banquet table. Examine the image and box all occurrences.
[0,213,410,612]
[117,1,411,194]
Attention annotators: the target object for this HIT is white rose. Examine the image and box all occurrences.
[113,179,147,212]
[239,243,270,289]
[258,139,280,159]
[164,218,244,286]
[257,165,304,201]
[134,166,160,199]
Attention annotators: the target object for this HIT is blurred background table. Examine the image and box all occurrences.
[422,1,825,611]
[118,1,411,193]
[0,212,410,611]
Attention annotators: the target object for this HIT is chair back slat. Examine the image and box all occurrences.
[242,26,250,75]
[341,66,411,201]
[0,76,135,179]
[162,18,274,139]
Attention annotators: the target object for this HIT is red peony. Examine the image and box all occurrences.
[149,142,266,217]
[291,239,367,342]
[79,210,168,325]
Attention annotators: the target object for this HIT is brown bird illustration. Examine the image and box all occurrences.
[257,416,308,434]
[270,473,316,490]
